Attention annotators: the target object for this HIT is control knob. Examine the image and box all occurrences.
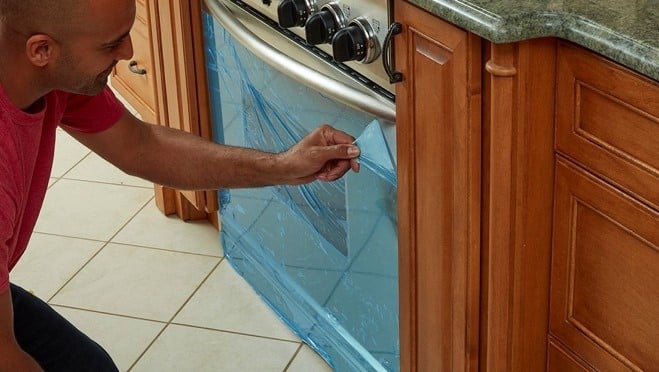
[305,3,346,45]
[331,18,381,64]
[277,0,316,28]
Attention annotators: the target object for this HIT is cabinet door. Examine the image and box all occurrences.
[394,2,482,371]
[111,0,158,123]
[550,158,659,371]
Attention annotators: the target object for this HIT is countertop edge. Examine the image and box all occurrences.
[406,0,659,82]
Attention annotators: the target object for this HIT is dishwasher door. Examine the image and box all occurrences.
[203,3,398,371]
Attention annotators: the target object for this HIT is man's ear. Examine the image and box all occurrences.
[25,34,57,67]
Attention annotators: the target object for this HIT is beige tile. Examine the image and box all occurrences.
[65,152,152,188]
[53,306,165,372]
[113,200,222,256]
[287,344,333,372]
[132,324,299,372]
[10,233,104,300]
[174,260,299,341]
[51,243,220,321]
[35,179,153,241]
[52,129,91,177]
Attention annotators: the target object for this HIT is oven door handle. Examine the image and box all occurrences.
[204,0,396,122]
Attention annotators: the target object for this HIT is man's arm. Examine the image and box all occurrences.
[0,288,43,372]
[65,110,360,190]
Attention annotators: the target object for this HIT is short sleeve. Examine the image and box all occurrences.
[59,86,125,134]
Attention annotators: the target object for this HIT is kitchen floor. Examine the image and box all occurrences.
[10,95,333,371]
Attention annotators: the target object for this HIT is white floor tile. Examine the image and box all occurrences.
[113,200,222,257]
[53,306,165,372]
[35,179,153,241]
[174,260,299,341]
[51,243,220,321]
[52,129,91,177]
[287,344,333,372]
[10,233,104,300]
[132,324,299,372]
[64,152,153,188]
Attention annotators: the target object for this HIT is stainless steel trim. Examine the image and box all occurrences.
[204,0,396,122]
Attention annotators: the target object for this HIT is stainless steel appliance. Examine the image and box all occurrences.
[203,0,398,370]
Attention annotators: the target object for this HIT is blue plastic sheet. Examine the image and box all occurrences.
[203,10,398,371]
[354,120,397,188]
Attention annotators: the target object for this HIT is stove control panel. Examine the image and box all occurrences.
[240,0,392,92]
[242,0,388,63]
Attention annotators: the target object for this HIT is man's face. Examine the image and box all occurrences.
[52,0,136,95]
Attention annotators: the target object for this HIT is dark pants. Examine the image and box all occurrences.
[10,283,119,372]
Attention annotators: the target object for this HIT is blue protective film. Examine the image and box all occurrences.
[354,120,397,188]
[203,11,399,372]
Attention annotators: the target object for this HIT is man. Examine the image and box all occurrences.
[0,0,361,370]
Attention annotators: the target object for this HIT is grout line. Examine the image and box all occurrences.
[55,176,154,190]
[166,319,302,345]
[127,258,224,371]
[46,196,155,303]
[50,304,168,325]
[57,150,92,180]
[103,241,223,259]
[282,343,304,372]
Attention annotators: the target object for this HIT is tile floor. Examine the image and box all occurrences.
[10,102,333,371]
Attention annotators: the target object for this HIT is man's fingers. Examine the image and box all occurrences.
[316,144,360,160]
[316,160,352,181]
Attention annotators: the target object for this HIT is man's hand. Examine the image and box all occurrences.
[277,124,360,185]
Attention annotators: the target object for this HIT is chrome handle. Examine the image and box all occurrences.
[128,60,147,75]
[204,0,395,122]
[383,22,403,84]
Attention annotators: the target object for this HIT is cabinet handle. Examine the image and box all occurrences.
[383,22,403,84]
[128,60,147,75]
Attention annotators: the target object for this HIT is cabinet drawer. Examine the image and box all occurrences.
[555,42,659,209]
[550,158,659,371]
[111,16,156,121]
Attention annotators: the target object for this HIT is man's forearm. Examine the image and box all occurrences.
[129,123,287,190]
[69,111,358,190]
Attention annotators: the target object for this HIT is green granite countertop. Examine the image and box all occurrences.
[405,0,659,81]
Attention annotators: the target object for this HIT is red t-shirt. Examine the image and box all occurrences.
[0,84,124,293]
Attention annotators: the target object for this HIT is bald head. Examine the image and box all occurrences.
[0,0,88,40]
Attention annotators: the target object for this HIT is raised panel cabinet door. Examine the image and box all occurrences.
[555,42,659,209]
[550,157,659,371]
[394,2,482,371]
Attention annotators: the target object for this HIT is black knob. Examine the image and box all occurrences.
[332,24,367,62]
[277,0,310,28]
[305,9,340,45]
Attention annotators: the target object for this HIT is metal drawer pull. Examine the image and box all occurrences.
[128,60,147,75]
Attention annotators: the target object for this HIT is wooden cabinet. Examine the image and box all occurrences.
[549,42,659,371]
[394,2,658,371]
[111,0,218,225]
[394,2,482,370]
[111,0,158,124]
